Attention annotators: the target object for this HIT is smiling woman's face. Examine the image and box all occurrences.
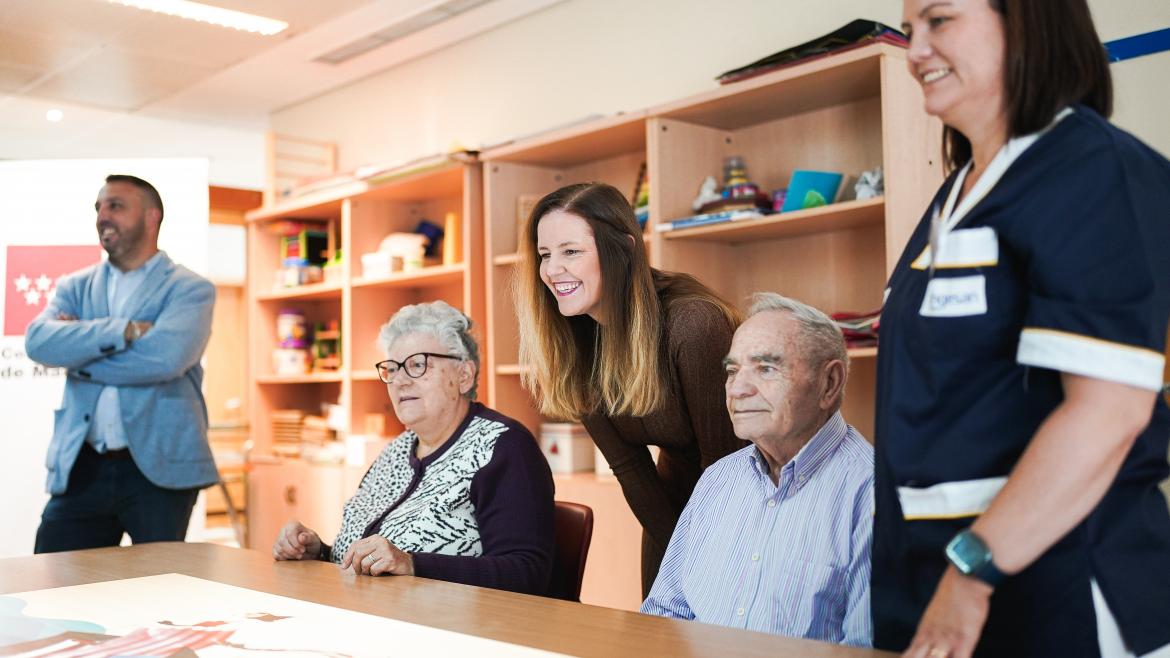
[384,332,469,432]
[902,0,1006,135]
[536,210,605,322]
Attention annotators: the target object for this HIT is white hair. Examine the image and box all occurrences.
[378,300,480,400]
[746,292,849,409]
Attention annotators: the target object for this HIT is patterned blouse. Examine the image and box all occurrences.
[324,403,555,595]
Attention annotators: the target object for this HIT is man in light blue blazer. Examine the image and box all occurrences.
[25,174,219,553]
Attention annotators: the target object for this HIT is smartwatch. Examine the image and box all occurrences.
[945,529,1005,587]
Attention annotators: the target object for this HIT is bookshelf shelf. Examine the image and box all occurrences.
[256,372,344,384]
[255,281,343,302]
[847,346,878,359]
[351,263,466,289]
[661,198,884,243]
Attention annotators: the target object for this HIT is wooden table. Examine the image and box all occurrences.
[0,543,895,657]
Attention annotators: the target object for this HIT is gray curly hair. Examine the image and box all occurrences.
[378,300,480,400]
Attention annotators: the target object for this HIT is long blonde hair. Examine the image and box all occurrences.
[516,182,738,421]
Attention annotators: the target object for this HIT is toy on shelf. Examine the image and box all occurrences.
[311,320,342,372]
[267,220,334,288]
[632,162,650,228]
[273,308,311,375]
[414,219,444,259]
[854,166,884,200]
[361,233,430,278]
[695,156,772,214]
[323,249,344,283]
[692,176,722,211]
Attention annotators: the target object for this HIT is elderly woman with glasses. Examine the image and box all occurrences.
[272,301,556,596]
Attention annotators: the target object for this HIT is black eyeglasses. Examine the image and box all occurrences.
[375,352,462,383]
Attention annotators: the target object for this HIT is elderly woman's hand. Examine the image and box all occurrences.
[340,535,415,577]
[273,520,322,561]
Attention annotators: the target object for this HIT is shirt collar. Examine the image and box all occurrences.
[940,107,1074,234]
[748,412,849,492]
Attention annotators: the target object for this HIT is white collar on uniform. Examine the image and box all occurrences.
[939,107,1074,235]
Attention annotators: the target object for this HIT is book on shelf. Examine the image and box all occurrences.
[655,208,766,233]
[716,19,908,85]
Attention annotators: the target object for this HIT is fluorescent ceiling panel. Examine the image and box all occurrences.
[105,0,289,36]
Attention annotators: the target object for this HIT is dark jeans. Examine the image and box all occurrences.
[34,442,200,554]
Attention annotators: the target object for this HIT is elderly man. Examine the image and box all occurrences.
[640,292,873,647]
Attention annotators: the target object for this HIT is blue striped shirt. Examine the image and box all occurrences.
[640,412,873,647]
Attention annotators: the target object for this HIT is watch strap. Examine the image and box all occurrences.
[972,552,1005,587]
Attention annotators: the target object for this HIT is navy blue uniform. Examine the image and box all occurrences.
[873,107,1170,656]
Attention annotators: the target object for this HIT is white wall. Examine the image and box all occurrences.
[0,95,265,190]
[270,0,1170,167]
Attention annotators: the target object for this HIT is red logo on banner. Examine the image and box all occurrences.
[4,245,103,336]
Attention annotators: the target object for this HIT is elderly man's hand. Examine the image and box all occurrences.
[272,520,322,561]
[340,536,414,577]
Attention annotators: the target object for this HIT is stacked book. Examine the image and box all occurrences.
[831,309,881,349]
[271,409,305,457]
[301,414,335,445]
[655,208,765,233]
[539,423,595,474]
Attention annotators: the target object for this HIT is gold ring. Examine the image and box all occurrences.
[928,649,949,658]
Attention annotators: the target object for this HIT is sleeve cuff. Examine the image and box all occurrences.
[410,552,432,573]
[1017,328,1165,391]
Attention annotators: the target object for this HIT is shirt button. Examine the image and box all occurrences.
[767,500,776,508]
[736,607,745,617]
[751,553,760,562]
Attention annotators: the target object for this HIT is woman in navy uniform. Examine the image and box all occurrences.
[875,1,1170,657]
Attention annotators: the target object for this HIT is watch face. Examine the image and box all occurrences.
[946,532,990,574]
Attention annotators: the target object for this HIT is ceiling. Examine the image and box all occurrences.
[0,0,562,130]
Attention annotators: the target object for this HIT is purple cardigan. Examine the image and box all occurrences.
[323,403,555,596]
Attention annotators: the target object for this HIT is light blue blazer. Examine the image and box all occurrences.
[25,251,219,495]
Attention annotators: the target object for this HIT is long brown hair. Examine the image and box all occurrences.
[943,0,1113,170]
[516,182,738,421]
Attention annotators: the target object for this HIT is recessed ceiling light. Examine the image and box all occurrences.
[105,0,289,36]
[46,109,64,122]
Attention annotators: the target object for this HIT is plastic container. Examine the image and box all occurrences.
[276,309,309,348]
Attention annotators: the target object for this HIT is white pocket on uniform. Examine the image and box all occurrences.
[911,226,999,270]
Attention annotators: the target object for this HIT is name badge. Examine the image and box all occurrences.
[920,275,987,317]
[911,226,999,270]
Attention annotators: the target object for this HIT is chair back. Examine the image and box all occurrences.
[549,501,594,601]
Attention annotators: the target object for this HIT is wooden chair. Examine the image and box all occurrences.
[549,501,594,602]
